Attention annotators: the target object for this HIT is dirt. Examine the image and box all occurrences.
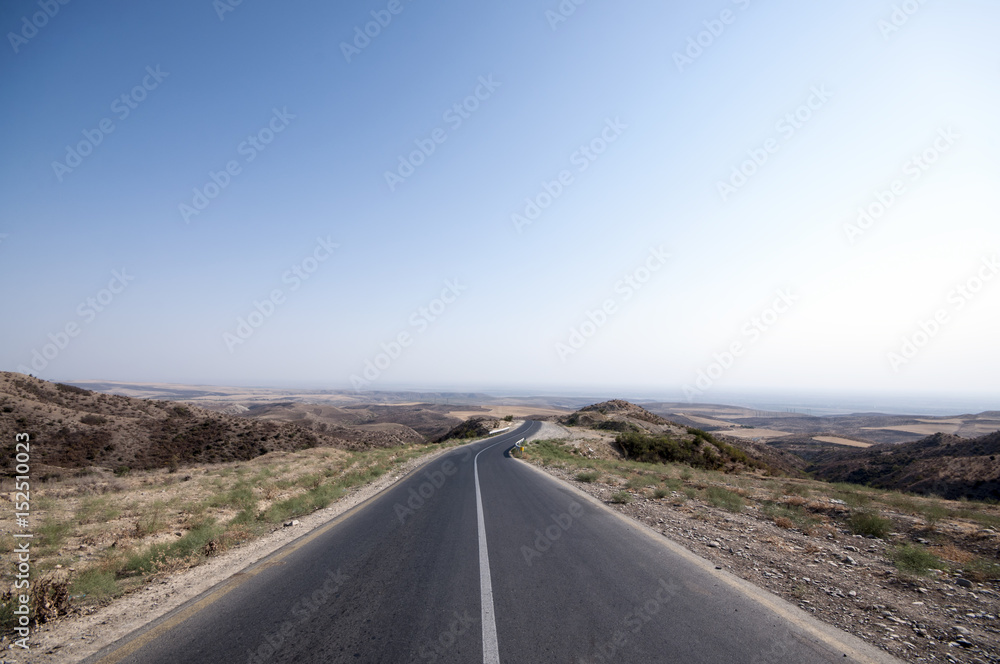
[1,446,454,664]
[528,462,1000,664]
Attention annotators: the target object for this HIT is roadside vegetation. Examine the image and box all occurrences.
[0,442,451,633]
[518,438,1000,579]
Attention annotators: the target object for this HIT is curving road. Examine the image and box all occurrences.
[83,422,898,663]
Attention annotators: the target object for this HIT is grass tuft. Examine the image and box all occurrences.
[705,486,744,513]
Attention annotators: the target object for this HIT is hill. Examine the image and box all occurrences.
[561,400,804,475]
[0,373,424,471]
[810,430,1000,500]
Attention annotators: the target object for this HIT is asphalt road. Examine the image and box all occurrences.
[84,422,898,664]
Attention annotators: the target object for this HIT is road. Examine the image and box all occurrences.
[84,421,898,663]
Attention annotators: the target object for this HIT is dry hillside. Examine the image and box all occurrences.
[561,400,806,476]
[0,373,424,471]
[811,431,1000,501]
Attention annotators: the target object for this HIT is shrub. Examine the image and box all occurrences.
[962,558,1000,582]
[575,471,600,483]
[70,569,120,600]
[891,543,942,576]
[847,510,892,538]
[705,486,744,513]
[609,491,633,505]
[653,487,669,499]
[626,475,649,490]
[80,414,107,425]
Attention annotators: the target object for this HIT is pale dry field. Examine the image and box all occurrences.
[446,406,570,420]
[812,435,872,448]
[863,423,964,436]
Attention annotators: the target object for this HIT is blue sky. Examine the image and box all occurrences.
[2,0,998,405]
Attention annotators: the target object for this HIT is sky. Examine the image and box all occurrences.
[1,0,999,408]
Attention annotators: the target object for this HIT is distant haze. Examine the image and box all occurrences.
[2,1,998,407]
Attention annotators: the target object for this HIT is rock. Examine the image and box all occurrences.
[848,590,857,597]
[956,578,973,588]
[708,541,721,548]
[842,555,858,565]
[953,626,970,635]
[844,545,859,552]
[283,520,300,527]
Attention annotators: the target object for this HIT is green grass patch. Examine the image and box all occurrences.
[76,496,121,525]
[609,491,633,504]
[891,543,942,576]
[37,517,72,553]
[762,501,817,531]
[705,486,744,513]
[120,519,224,576]
[626,475,650,490]
[135,501,167,537]
[961,557,1000,582]
[920,501,948,527]
[575,471,600,483]
[70,568,120,600]
[653,487,669,499]
[846,510,892,538]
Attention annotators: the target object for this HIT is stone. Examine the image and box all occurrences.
[956,578,973,588]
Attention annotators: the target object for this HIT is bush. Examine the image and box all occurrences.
[653,487,669,499]
[847,510,892,538]
[706,486,744,513]
[80,414,107,425]
[626,475,650,490]
[891,543,942,576]
[70,569,120,600]
[575,471,600,483]
[962,558,1000,582]
[609,491,633,504]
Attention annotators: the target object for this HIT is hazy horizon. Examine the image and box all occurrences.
[3,1,998,404]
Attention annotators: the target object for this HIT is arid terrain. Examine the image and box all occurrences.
[519,414,1000,664]
[3,378,999,662]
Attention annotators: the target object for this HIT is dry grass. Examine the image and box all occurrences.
[0,441,445,631]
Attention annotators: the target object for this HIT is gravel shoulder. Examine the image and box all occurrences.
[522,425,1000,664]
